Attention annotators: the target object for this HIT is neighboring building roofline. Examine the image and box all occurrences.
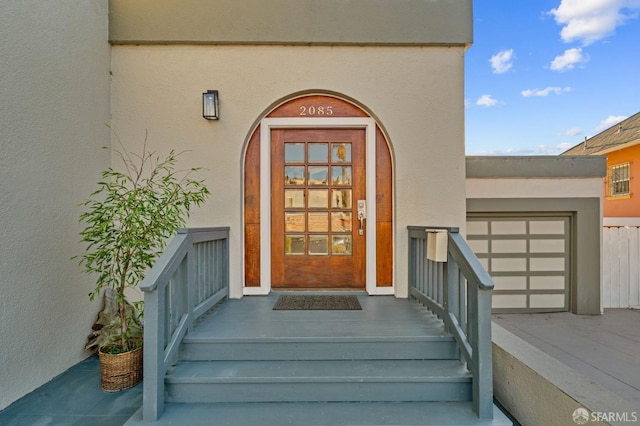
[466,156,606,178]
[587,138,640,156]
[561,111,640,156]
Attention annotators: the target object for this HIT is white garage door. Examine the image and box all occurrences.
[466,216,570,313]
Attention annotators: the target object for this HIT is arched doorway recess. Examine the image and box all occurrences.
[243,93,393,295]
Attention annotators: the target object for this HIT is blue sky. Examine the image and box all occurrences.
[465,0,640,155]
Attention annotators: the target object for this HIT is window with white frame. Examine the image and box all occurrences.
[608,162,630,197]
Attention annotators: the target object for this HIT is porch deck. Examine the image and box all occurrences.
[188,292,449,341]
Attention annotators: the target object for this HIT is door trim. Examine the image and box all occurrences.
[243,117,391,295]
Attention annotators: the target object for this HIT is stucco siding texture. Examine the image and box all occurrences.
[0,0,111,410]
[109,0,473,46]
[110,45,467,298]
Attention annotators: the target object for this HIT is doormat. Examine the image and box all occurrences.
[273,295,362,310]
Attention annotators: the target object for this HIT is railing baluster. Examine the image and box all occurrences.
[187,240,196,335]
[206,241,212,297]
[164,282,171,342]
[418,240,424,294]
[461,275,468,347]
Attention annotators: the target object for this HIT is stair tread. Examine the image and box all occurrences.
[124,402,513,426]
[183,334,454,343]
[167,359,471,383]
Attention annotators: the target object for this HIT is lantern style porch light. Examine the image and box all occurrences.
[203,90,219,120]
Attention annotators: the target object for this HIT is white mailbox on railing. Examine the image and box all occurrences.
[426,229,448,262]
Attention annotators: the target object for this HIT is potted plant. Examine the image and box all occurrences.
[76,132,209,391]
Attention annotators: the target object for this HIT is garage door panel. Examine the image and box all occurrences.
[493,294,527,309]
[491,221,527,234]
[491,239,527,253]
[530,257,565,272]
[530,276,565,290]
[530,220,565,234]
[493,276,527,290]
[491,258,527,272]
[530,294,566,309]
[530,239,565,253]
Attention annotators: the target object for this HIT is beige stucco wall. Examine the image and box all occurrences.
[0,0,111,410]
[110,44,467,298]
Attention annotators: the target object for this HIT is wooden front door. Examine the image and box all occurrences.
[271,128,366,288]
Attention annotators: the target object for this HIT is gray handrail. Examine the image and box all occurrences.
[139,227,230,421]
[407,226,494,419]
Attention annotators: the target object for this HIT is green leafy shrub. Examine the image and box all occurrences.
[77,133,210,353]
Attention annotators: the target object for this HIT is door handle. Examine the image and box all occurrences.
[357,200,366,235]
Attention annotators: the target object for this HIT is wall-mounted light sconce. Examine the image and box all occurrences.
[203,90,219,120]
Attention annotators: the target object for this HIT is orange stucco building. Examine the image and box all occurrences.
[563,112,640,218]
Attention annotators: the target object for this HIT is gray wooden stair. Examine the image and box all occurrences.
[127,402,512,425]
[165,359,471,403]
[165,296,474,405]
[125,295,512,425]
[180,335,458,360]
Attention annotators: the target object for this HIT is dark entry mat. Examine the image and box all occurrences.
[273,295,362,310]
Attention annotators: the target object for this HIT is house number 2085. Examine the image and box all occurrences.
[299,106,334,116]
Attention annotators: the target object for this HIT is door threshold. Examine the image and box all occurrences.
[272,288,368,295]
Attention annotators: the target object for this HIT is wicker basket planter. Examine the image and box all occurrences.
[98,346,143,392]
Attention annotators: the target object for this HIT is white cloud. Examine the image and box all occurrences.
[469,143,574,156]
[549,0,640,45]
[489,49,514,74]
[549,48,589,71]
[561,127,583,136]
[595,115,628,131]
[521,86,572,97]
[476,94,500,107]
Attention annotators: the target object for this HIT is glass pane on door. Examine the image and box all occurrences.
[285,143,305,163]
[309,143,328,163]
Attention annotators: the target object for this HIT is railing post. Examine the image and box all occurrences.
[143,288,164,421]
[472,287,494,418]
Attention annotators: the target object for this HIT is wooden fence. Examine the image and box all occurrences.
[602,219,640,309]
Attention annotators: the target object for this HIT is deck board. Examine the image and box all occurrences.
[191,294,450,340]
